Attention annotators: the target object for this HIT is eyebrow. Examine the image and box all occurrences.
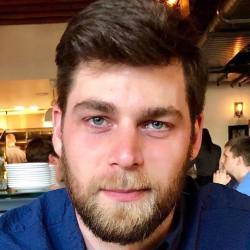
[73,100,116,114]
[73,100,183,120]
[139,107,183,121]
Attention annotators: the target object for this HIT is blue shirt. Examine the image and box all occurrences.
[235,171,250,196]
[1,184,250,250]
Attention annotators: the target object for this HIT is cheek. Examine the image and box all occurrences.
[62,126,110,179]
[224,160,232,171]
[227,160,234,168]
[143,138,190,182]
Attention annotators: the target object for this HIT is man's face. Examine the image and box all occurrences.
[53,61,203,244]
[220,146,237,174]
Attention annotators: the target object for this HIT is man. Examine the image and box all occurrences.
[5,133,26,163]
[26,137,64,189]
[1,1,250,249]
[213,136,250,196]
[195,128,221,186]
[26,137,58,164]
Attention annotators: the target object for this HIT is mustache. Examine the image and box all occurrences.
[60,150,152,192]
[90,173,152,192]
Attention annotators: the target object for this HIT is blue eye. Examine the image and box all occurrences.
[145,121,166,130]
[91,116,105,126]
[150,121,164,129]
[83,116,112,132]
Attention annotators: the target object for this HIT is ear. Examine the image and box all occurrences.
[190,113,204,160]
[48,154,54,165]
[52,105,63,158]
[48,154,58,165]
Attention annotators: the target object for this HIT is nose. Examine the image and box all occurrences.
[108,127,144,170]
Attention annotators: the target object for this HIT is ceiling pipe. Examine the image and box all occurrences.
[44,108,52,122]
[198,0,239,47]
[217,9,250,24]
[230,74,247,87]
[216,73,228,86]
[208,66,226,73]
[238,76,250,86]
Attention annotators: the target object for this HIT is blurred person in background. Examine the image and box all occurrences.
[26,137,64,188]
[213,136,250,196]
[194,128,221,186]
[5,133,26,163]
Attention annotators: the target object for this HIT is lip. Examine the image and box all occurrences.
[100,189,149,202]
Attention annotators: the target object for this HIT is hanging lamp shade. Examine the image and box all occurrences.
[44,108,52,122]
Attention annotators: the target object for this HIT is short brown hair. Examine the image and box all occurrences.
[225,136,250,166]
[26,137,58,162]
[55,0,207,123]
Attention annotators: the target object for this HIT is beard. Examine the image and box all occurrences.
[61,145,191,245]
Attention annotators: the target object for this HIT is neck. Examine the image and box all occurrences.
[233,166,249,182]
[75,208,175,250]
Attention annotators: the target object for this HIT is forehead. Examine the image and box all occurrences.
[66,61,189,117]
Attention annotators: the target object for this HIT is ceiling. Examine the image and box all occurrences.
[198,0,250,86]
[0,0,92,25]
[0,79,54,114]
[0,0,249,112]
[0,0,220,28]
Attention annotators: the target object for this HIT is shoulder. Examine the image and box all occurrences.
[182,181,250,215]
[0,189,71,229]
[199,183,250,209]
[211,144,221,153]
[183,184,250,249]
[0,189,72,247]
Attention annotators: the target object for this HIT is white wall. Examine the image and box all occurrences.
[204,84,250,148]
[0,23,66,80]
